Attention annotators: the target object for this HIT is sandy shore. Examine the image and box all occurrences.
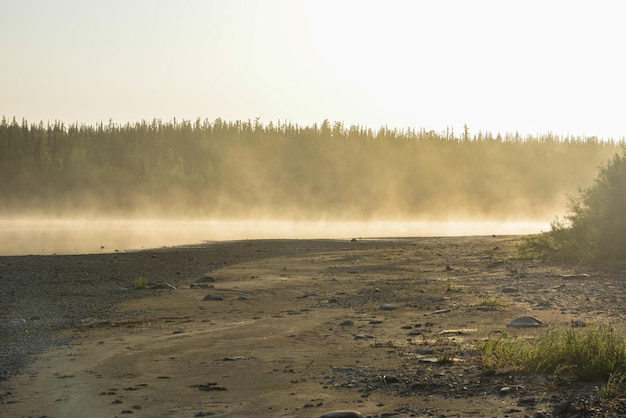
[2,236,626,417]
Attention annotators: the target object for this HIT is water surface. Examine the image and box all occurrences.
[0,218,549,256]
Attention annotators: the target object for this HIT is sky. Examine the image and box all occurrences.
[2,0,625,139]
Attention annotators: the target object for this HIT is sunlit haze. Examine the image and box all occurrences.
[2,0,625,139]
[0,218,548,255]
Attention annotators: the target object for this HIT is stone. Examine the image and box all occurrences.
[8,318,26,327]
[190,283,213,289]
[147,282,176,290]
[383,375,400,383]
[319,411,363,418]
[300,291,319,298]
[379,303,397,311]
[561,274,590,279]
[431,308,451,314]
[202,294,224,301]
[506,316,543,328]
[552,400,577,415]
[439,328,477,336]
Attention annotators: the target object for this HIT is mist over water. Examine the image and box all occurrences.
[1,118,620,255]
[0,218,549,256]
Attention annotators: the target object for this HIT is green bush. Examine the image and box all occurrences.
[521,150,626,262]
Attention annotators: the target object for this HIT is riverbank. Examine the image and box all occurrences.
[2,236,625,417]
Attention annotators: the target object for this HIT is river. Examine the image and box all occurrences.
[0,218,549,256]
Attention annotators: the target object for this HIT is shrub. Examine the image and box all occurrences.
[521,150,626,262]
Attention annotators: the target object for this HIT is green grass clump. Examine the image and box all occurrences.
[445,282,460,292]
[437,350,457,364]
[477,332,535,371]
[134,276,148,289]
[477,324,626,381]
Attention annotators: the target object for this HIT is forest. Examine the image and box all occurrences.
[0,116,622,220]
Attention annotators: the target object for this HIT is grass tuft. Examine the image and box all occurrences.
[471,294,509,310]
[134,276,148,289]
[597,371,626,403]
[437,350,456,364]
[477,324,626,381]
[446,282,460,292]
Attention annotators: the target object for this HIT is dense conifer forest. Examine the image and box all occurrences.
[0,116,622,219]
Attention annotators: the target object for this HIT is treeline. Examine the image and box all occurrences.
[0,116,622,219]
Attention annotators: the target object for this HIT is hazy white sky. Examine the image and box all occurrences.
[1,0,625,139]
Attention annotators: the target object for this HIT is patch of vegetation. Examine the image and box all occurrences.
[471,294,509,309]
[437,349,457,364]
[597,371,626,401]
[521,151,626,262]
[134,277,148,289]
[477,332,535,371]
[445,281,460,292]
[477,324,626,381]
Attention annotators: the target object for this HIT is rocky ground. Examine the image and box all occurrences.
[2,236,626,417]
